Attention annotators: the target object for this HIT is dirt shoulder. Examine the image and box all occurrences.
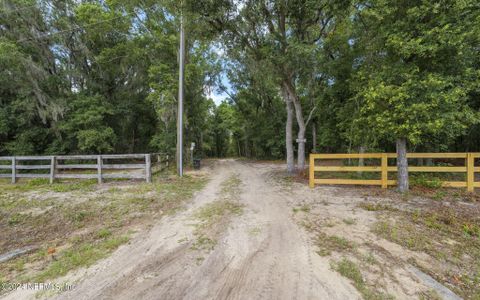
[0,170,208,299]
[274,169,479,299]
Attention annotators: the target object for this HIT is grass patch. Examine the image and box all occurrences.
[343,218,357,225]
[432,191,447,201]
[220,174,242,195]
[332,258,393,300]
[274,172,296,188]
[300,219,314,231]
[33,235,129,282]
[0,179,97,193]
[248,227,261,236]
[191,175,243,252]
[316,233,356,256]
[0,173,209,286]
[373,220,431,251]
[7,213,28,226]
[192,200,243,251]
[410,174,443,189]
[315,171,380,180]
[194,201,243,231]
[0,197,56,213]
[96,228,112,239]
[358,202,397,212]
[462,223,480,238]
[293,205,311,213]
[418,290,442,300]
[191,236,216,251]
[362,252,378,265]
[371,206,480,298]
[50,180,97,192]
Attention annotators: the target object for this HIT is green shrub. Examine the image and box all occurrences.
[410,174,442,189]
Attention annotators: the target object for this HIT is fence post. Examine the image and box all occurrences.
[11,157,16,184]
[467,153,474,192]
[309,154,315,188]
[49,156,56,184]
[145,154,152,183]
[381,153,388,189]
[97,155,103,184]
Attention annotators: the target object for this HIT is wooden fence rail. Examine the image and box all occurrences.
[309,153,480,192]
[151,153,171,174]
[0,154,163,184]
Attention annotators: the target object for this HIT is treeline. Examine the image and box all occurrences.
[1,1,480,191]
[194,0,480,190]
[0,0,231,158]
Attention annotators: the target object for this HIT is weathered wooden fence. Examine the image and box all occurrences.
[309,153,480,192]
[151,153,171,174]
[0,154,167,184]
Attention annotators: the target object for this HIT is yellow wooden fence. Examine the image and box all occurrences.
[309,153,480,192]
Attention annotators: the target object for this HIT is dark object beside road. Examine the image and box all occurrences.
[193,159,201,170]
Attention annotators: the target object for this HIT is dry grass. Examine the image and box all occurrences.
[332,258,394,300]
[271,161,480,298]
[191,174,243,252]
[365,202,480,299]
[192,200,243,251]
[316,233,357,257]
[0,174,208,289]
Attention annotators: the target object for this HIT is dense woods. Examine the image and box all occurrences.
[0,0,222,157]
[1,0,479,189]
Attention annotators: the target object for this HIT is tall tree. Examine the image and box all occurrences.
[0,0,219,157]
[351,0,480,191]
[190,0,350,172]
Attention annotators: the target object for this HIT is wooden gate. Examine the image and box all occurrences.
[309,153,480,192]
[0,154,159,184]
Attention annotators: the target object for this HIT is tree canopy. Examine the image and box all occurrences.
[1,0,479,189]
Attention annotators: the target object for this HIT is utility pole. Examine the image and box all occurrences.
[177,13,185,177]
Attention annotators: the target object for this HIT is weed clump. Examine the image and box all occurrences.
[358,202,397,212]
[332,258,393,300]
[316,233,356,256]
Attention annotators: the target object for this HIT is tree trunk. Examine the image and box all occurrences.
[396,138,409,192]
[282,87,295,174]
[296,121,306,170]
[200,132,204,157]
[131,129,135,153]
[237,140,241,157]
[284,80,306,171]
[312,121,317,153]
[358,145,366,174]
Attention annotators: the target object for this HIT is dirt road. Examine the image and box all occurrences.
[43,160,359,299]
[4,159,464,299]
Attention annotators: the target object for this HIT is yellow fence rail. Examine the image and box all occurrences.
[309,153,480,192]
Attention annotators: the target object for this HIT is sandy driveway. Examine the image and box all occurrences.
[50,159,358,300]
[3,159,463,300]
